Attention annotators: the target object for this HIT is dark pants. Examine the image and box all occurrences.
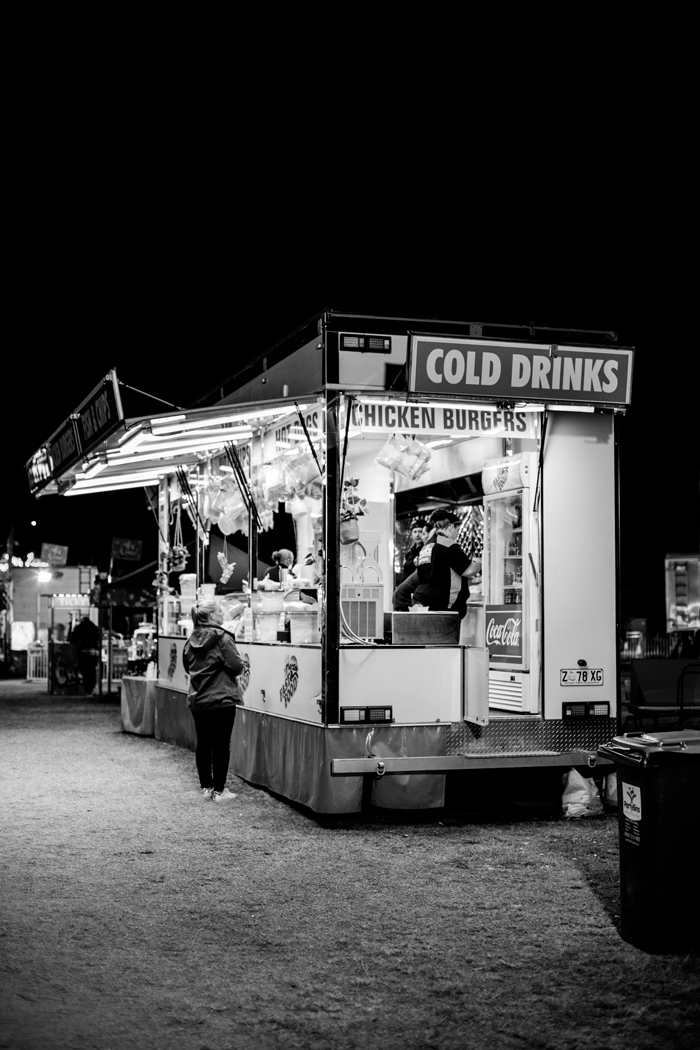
[191,706,237,792]
[78,653,99,694]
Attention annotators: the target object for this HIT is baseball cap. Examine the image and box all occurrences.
[427,508,460,525]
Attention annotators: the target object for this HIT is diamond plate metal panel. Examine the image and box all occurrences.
[444,718,617,756]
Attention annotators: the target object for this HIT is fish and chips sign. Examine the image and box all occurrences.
[408,336,633,407]
[26,371,124,494]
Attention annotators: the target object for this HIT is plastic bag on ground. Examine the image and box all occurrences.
[561,768,605,819]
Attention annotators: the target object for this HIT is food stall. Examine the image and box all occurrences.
[27,316,634,813]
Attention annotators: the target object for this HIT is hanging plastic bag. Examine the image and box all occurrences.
[284,449,322,495]
[259,460,292,505]
[203,475,237,523]
[285,495,308,519]
[561,768,605,819]
[375,434,432,481]
[203,486,222,523]
[258,508,274,532]
[217,484,248,536]
[375,433,406,472]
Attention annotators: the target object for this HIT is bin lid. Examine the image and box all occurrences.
[599,729,700,766]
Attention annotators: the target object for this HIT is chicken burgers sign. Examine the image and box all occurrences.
[408,336,633,407]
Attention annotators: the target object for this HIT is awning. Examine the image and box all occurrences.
[29,396,312,497]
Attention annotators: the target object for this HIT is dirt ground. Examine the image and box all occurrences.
[1,680,699,1050]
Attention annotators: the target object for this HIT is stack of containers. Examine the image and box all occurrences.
[256,587,284,642]
[285,599,319,643]
[179,574,197,616]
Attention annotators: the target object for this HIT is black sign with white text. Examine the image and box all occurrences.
[75,374,123,459]
[26,370,124,493]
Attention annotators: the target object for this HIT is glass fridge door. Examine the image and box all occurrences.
[486,492,523,604]
[485,490,527,669]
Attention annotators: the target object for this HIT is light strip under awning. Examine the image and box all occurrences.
[42,398,312,495]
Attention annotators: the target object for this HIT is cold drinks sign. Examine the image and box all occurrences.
[408,337,633,407]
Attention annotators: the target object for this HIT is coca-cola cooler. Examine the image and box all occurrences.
[482,453,539,713]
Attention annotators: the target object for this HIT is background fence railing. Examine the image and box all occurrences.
[26,644,49,681]
[620,633,689,661]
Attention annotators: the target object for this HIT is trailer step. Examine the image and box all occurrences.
[330,751,610,776]
[458,750,560,758]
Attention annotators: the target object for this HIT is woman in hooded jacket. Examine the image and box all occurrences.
[182,599,245,802]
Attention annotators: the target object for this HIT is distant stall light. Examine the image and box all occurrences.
[37,571,52,582]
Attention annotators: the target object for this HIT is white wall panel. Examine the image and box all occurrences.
[542,413,617,716]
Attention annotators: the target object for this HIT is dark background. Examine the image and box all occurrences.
[3,31,696,638]
[3,248,697,636]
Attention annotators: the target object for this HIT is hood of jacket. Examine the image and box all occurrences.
[185,626,222,654]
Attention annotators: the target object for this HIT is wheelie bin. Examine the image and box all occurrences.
[599,730,700,952]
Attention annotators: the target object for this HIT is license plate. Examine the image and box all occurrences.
[560,668,604,685]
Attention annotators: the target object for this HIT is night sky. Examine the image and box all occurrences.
[4,273,697,636]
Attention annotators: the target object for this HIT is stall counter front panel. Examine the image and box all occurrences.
[338,646,463,725]
[235,642,322,722]
[155,636,192,749]
[157,636,189,692]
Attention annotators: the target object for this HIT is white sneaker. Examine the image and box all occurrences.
[211,788,237,803]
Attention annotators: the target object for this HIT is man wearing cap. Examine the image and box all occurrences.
[393,509,481,618]
[399,518,428,583]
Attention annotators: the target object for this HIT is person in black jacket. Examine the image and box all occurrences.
[393,509,481,619]
[182,600,245,802]
[399,518,428,583]
[68,615,101,695]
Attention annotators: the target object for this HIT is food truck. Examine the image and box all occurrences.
[27,314,634,812]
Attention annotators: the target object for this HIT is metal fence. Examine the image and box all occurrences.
[26,644,49,681]
[620,633,674,661]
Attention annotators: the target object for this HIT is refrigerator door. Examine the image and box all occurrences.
[484,489,528,671]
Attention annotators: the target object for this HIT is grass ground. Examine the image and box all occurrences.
[1,680,698,1050]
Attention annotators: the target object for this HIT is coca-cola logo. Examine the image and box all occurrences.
[486,616,521,648]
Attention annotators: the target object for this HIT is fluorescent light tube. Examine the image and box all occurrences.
[66,478,164,495]
[150,404,308,436]
[81,460,107,479]
[117,428,148,454]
